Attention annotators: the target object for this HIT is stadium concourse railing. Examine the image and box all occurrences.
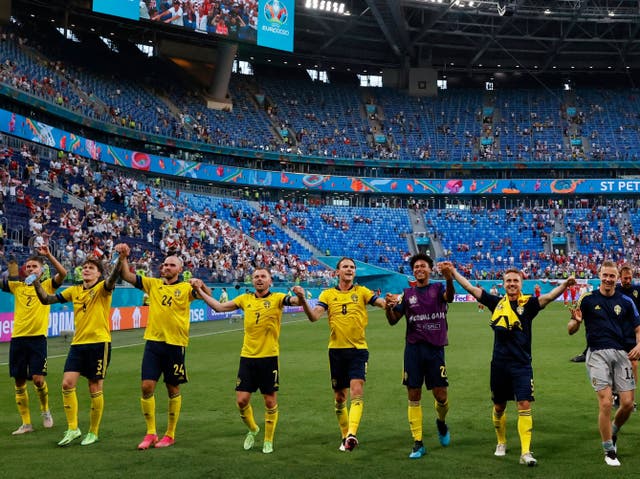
[3,83,640,171]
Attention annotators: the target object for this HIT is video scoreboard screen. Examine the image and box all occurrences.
[92,0,294,52]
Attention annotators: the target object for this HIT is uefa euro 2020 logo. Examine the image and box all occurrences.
[264,0,288,25]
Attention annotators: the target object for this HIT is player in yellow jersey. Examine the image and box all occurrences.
[34,256,121,447]
[297,257,386,452]
[2,245,66,435]
[115,243,209,450]
[195,268,303,454]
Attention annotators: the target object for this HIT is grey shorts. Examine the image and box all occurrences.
[586,348,636,393]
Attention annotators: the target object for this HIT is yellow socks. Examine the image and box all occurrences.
[35,382,49,413]
[347,395,364,437]
[62,388,79,430]
[89,391,104,435]
[141,396,157,435]
[335,400,348,438]
[435,398,449,422]
[239,403,259,433]
[408,400,423,442]
[15,386,31,425]
[492,407,507,445]
[264,405,279,443]
[517,408,533,454]
[166,394,182,438]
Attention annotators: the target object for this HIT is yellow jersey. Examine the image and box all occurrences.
[139,276,196,347]
[57,281,113,344]
[317,285,376,349]
[6,278,56,337]
[234,291,289,358]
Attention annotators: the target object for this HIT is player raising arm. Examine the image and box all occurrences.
[33,255,121,447]
[194,270,302,454]
[451,265,574,467]
[296,257,386,452]
[115,243,209,450]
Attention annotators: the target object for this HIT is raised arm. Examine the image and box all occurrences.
[104,255,123,291]
[37,244,67,286]
[451,266,483,300]
[567,306,582,335]
[114,243,136,285]
[189,278,212,298]
[438,261,456,303]
[384,292,403,326]
[193,284,239,312]
[289,285,305,306]
[539,277,576,309]
[295,288,326,322]
[32,277,61,305]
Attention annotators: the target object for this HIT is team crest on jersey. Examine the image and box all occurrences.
[614,304,622,315]
[634,291,638,298]
[264,300,271,309]
[174,289,182,298]
[351,294,358,303]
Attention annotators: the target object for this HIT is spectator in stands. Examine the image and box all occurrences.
[296,257,387,452]
[33,256,121,447]
[115,243,210,450]
[194,269,303,454]
[3,245,66,435]
[384,255,455,459]
[451,265,575,467]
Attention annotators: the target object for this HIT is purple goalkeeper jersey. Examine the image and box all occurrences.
[400,283,449,346]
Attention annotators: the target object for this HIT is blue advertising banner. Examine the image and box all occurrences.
[257,0,295,52]
[3,107,640,196]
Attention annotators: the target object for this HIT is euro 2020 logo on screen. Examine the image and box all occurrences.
[264,0,288,25]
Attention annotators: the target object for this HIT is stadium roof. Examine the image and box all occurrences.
[12,0,640,77]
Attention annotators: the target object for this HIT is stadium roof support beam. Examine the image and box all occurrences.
[540,3,583,73]
[364,0,411,58]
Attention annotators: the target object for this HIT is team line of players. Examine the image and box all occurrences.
[4,245,640,467]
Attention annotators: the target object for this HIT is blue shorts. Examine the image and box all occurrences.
[329,348,369,391]
[65,343,111,380]
[9,336,48,380]
[141,340,188,386]
[490,360,534,404]
[403,342,448,390]
[236,356,279,394]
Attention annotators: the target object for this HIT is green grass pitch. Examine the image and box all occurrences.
[0,302,637,478]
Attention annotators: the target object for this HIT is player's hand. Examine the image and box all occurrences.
[565,276,577,287]
[292,285,305,299]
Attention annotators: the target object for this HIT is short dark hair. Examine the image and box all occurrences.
[336,257,356,269]
[83,257,105,276]
[410,253,433,270]
[619,264,633,275]
[26,255,45,265]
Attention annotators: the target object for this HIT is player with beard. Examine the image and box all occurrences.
[195,268,303,454]
[452,266,574,467]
